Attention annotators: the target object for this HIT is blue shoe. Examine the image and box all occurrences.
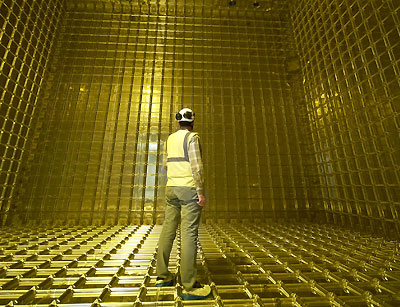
[155,274,174,287]
[181,282,211,300]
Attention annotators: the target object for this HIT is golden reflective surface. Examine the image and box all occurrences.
[291,0,400,238]
[0,0,399,238]
[0,223,400,306]
[5,1,310,225]
[0,0,64,225]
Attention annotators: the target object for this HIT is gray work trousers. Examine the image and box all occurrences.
[156,186,202,291]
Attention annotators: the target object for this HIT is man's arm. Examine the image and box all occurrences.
[162,140,167,171]
[188,135,205,204]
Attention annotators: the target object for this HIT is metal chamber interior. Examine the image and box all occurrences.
[0,0,399,238]
[0,1,400,305]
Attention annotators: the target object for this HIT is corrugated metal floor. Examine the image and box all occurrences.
[1,223,399,306]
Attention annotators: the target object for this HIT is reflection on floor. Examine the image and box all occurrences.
[0,222,399,306]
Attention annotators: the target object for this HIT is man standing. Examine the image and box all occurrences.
[155,108,211,300]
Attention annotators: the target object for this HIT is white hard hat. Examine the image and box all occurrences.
[176,108,195,123]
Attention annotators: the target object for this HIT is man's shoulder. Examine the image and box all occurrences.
[189,132,200,143]
[168,130,180,138]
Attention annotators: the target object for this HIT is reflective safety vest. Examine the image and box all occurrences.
[166,130,198,187]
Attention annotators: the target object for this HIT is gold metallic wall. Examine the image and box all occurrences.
[5,0,398,234]
[0,0,65,225]
[291,0,400,238]
[9,1,311,225]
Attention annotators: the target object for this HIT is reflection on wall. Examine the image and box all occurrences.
[292,0,400,238]
[0,0,64,225]
[12,1,310,225]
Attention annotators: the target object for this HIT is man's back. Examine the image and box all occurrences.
[166,130,198,188]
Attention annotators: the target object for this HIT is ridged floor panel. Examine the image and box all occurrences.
[0,223,399,306]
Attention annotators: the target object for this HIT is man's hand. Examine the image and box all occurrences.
[197,194,206,207]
